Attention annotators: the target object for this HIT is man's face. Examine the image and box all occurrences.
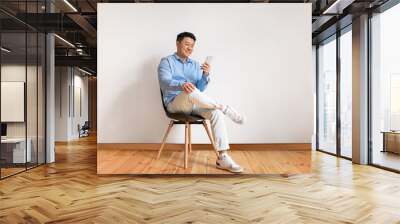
[176,37,195,58]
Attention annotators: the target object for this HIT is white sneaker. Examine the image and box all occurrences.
[216,154,244,173]
[222,105,244,124]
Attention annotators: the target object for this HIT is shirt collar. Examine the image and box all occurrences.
[173,53,193,64]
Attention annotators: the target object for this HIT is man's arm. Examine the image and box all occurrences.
[196,73,210,92]
[158,58,186,91]
[196,62,210,91]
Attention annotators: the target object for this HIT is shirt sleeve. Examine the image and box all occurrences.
[196,74,210,92]
[158,58,186,91]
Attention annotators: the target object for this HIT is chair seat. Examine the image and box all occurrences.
[166,112,204,124]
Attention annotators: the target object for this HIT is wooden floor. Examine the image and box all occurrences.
[1,135,400,223]
[98,149,311,174]
[0,167,25,178]
[373,151,400,171]
[1,164,43,178]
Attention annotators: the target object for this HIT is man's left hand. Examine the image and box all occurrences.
[201,62,211,75]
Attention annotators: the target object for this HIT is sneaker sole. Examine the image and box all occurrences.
[216,163,244,173]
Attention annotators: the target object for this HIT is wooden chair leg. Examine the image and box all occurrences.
[188,124,192,153]
[202,121,220,157]
[184,122,189,169]
[157,120,174,159]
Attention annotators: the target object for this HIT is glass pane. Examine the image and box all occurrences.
[340,29,352,158]
[38,32,45,165]
[27,31,38,169]
[318,37,337,154]
[1,32,27,178]
[371,3,400,171]
[0,1,46,178]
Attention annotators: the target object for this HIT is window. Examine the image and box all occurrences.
[340,28,352,158]
[318,36,337,154]
[371,2,400,171]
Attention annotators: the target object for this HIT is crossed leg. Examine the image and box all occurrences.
[166,88,244,173]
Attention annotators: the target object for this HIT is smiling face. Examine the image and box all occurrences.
[176,37,195,59]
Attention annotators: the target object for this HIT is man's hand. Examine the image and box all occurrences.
[201,62,211,75]
[182,82,196,94]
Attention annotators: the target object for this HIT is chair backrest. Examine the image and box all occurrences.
[82,121,90,129]
[159,89,205,122]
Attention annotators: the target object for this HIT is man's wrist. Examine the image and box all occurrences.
[202,72,210,78]
[202,73,210,83]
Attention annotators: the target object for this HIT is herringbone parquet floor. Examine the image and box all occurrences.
[1,135,400,223]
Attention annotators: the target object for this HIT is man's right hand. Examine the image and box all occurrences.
[182,82,196,94]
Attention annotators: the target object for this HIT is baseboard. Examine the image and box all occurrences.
[97,143,311,151]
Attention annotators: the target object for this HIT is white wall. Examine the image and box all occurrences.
[72,73,89,138]
[55,67,89,141]
[55,67,69,141]
[98,3,313,144]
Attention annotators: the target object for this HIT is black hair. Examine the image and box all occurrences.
[176,32,196,42]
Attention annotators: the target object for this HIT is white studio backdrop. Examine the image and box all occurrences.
[98,3,313,144]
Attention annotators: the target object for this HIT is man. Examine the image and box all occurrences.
[158,32,244,173]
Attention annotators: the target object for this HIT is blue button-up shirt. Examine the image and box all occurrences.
[158,53,210,105]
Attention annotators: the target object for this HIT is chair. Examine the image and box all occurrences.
[157,90,219,168]
[78,121,90,138]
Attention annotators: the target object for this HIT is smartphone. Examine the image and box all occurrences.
[205,56,213,65]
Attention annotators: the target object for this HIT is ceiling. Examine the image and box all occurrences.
[0,0,392,75]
